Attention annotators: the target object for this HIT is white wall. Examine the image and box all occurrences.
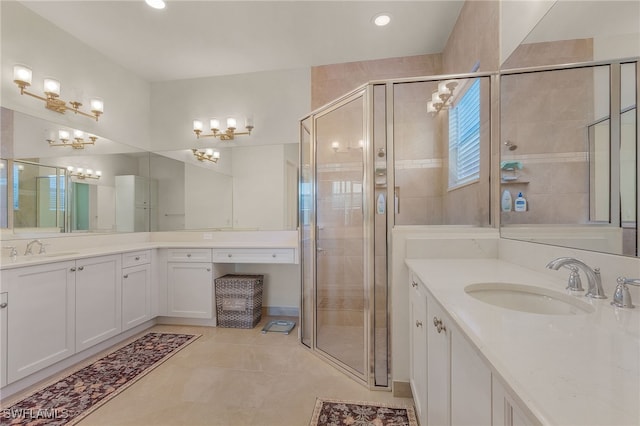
[232,144,286,230]
[150,68,310,151]
[499,0,556,66]
[1,2,151,151]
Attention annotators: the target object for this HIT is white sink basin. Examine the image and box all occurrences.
[464,283,595,315]
[25,251,80,260]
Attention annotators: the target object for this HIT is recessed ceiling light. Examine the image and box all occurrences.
[145,0,166,10]
[373,13,391,27]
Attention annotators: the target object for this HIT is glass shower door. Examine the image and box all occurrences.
[315,92,366,377]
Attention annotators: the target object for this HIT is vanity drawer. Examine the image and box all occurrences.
[166,248,212,262]
[122,250,152,268]
[212,248,295,264]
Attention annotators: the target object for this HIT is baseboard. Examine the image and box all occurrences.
[262,306,299,317]
[393,381,413,398]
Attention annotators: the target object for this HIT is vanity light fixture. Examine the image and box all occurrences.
[192,148,220,163]
[331,140,364,153]
[47,129,98,150]
[426,80,458,115]
[67,166,101,180]
[193,116,254,141]
[13,64,104,121]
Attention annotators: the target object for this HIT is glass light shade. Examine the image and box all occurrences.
[213,151,221,159]
[96,171,102,176]
[59,130,70,140]
[73,130,84,139]
[76,168,83,174]
[331,141,340,150]
[43,78,61,96]
[205,148,214,156]
[438,81,450,97]
[13,64,32,86]
[245,116,254,128]
[67,166,74,172]
[358,140,364,148]
[90,98,104,113]
[193,120,204,131]
[431,92,441,104]
[427,101,436,114]
[227,117,237,129]
[210,118,220,131]
[86,169,93,175]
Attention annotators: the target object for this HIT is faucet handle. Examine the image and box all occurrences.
[563,265,584,291]
[39,243,49,255]
[3,246,18,259]
[611,277,640,309]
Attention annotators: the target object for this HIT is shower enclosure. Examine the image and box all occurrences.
[299,73,493,389]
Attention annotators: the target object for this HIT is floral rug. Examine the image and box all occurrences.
[310,398,418,426]
[1,332,199,426]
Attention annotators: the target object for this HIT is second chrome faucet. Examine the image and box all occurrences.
[546,257,607,299]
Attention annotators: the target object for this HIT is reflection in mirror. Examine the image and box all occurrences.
[0,159,7,228]
[500,61,637,256]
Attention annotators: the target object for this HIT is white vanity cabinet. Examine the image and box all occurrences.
[75,254,122,352]
[2,261,76,383]
[409,273,492,426]
[1,292,8,388]
[166,249,214,319]
[121,250,152,331]
[492,376,538,426]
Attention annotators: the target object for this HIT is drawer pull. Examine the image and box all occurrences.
[0,302,7,309]
[78,266,84,271]
[272,254,277,258]
[415,320,423,328]
[123,274,129,279]
[70,267,76,272]
[228,254,232,258]
[206,268,211,272]
[135,256,140,261]
[411,281,418,288]
[433,317,446,334]
[187,253,192,258]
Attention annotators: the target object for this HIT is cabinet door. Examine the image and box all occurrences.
[3,262,75,383]
[451,331,491,425]
[122,264,151,331]
[409,277,428,424]
[492,376,538,426]
[75,255,122,352]
[167,262,213,318]
[0,292,8,388]
[427,297,451,426]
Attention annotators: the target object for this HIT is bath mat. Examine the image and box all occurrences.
[310,398,418,426]
[1,332,199,426]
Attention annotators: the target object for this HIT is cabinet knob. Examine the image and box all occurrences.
[206,268,211,272]
[78,266,84,271]
[135,256,140,261]
[415,320,423,328]
[272,254,277,258]
[433,316,446,334]
[228,253,232,258]
[411,281,418,288]
[187,253,192,258]
[123,274,129,279]
[70,267,77,272]
[0,302,7,309]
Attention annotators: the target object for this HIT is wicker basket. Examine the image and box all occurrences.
[215,274,264,328]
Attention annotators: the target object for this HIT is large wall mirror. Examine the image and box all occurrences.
[1,108,298,237]
[500,1,639,257]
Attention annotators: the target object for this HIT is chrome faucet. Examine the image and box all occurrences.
[611,277,640,309]
[546,257,606,299]
[24,239,46,255]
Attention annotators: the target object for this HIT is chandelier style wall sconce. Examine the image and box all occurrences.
[192,116,254,141]
[191,148,220,163]
[426,80,458,115]
[331,140,364,153]
[47,129,97,150]
[67,166,101,180]
[13,64,104,121]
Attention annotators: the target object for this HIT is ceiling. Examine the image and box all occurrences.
[19,1,465,83]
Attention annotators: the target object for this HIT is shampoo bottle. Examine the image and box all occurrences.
[501,190,512,212]
[514,192,527,212]
[376,193,385,214]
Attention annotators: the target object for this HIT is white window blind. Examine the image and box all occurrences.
[448,78,480,188]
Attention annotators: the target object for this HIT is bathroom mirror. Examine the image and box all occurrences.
[1,108,298,236]
[499,0,639,257]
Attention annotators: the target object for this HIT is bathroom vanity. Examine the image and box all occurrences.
[0,231,298,396]
[407,258,640,426]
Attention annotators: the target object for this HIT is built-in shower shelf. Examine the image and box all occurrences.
[501,180,529,185]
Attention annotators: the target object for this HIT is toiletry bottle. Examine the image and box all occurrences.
[514,192,527,212]
[501,190,512,212]
[376,193,385,214]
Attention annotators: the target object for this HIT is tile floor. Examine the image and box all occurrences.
[68,318,413,425]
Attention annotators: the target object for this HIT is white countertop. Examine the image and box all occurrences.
[406,258,640,426]
[0,241,298,270]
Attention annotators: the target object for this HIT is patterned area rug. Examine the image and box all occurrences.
[310,398,418,426]
[1,332,199,426]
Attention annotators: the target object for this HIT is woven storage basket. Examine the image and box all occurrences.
[215,274,264,328]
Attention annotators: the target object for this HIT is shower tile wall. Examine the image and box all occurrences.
[501,40,594,225]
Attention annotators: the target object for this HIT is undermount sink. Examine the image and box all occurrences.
[464,283,595,315]
[25,251,80,259]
